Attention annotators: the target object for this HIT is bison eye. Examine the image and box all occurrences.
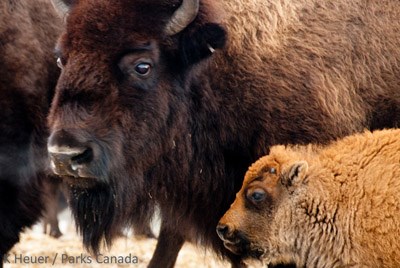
[134,62,152,76]
[247,189,266,203]
[269,167,276,174]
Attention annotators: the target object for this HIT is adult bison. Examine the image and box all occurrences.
[48,0,400,267]
[0,0,61,264]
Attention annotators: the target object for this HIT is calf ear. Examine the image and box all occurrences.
[281,161,308,189]
[179,23,226,66]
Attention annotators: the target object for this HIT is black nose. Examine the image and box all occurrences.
[48,130,93,177]
[216,223,231,240]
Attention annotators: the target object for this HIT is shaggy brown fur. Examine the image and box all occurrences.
[48,0,400,267]
[0,0,61,265]
[219,129,400,267]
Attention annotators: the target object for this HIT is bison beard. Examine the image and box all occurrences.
[67,176,154,254]
[68,183,117,253]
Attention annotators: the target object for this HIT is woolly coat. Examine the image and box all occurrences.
[224,129,400,267]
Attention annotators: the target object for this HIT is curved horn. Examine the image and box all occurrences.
[51,0,73,17]
[164,0,199,36]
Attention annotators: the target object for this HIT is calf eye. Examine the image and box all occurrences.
[269,167,276,174]
[247,189,266,203]
[135,62,151,76]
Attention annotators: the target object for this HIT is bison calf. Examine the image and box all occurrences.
[218,129,400,267]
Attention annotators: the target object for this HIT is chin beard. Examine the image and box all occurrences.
[224,240,265,261]
[68,182,119,254]
[67,174,155,254]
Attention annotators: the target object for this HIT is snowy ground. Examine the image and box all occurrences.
[5,209,261,268]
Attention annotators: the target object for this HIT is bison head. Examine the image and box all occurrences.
[217,147,309,265]
[47,0,226,252]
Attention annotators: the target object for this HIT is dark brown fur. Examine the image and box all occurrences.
[0,0,61,264]
[48,0,400,267]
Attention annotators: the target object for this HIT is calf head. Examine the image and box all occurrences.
[47,0,226,252]
[217,146,309,262]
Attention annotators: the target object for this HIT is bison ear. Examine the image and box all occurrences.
[281,161,308,190]
[179,23,226,66]
[51,0,75,16]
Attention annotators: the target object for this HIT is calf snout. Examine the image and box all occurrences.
[217,223,250,255]
[217,222,265,258]
[216,223,233,241]
[217,223,247,244]
[48,130,94,178]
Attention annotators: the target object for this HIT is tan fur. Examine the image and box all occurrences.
[220,129,400,267]
[211,0,400,139]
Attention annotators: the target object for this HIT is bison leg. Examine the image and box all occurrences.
[130,202,156,239]
[148,225,184,268]
[42,200,62,238]
[133,223,156,239]
[42,177,63,238]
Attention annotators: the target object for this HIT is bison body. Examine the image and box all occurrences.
[0,0,61,263]
[218,129,400,267]
[48,0,400,266]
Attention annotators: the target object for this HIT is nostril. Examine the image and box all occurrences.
[48,130,95,177]
[216,224,230,238]
[71,147,93,165]
[49,146,93,177]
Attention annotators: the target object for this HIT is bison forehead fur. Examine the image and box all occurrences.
[48,0,400,266]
